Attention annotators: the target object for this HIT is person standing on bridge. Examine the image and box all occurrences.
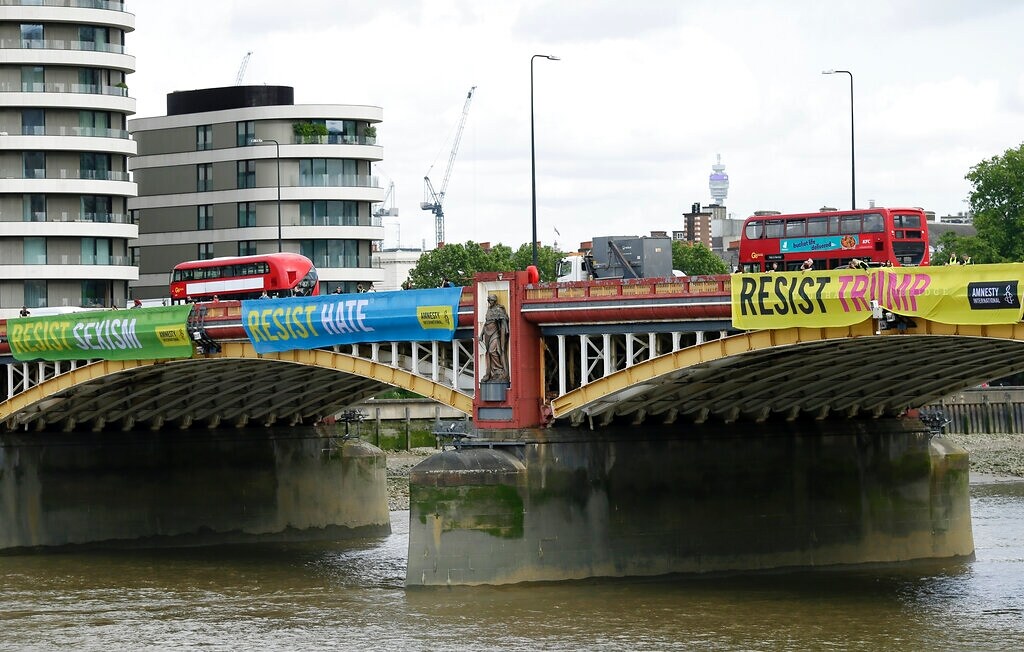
[480,293,510,384]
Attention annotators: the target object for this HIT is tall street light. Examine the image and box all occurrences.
[531,54,559,269]
[251,138,282,252]
[822,69,855,210]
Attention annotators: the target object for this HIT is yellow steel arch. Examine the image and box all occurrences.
[550,319,1024,422]
[0,341,473,424]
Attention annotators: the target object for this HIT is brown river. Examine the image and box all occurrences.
[2,480,1023,651]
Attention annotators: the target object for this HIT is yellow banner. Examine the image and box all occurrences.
[731,263,1024,330]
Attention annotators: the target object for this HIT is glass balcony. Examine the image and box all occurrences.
[1,255,130,266]
[298,174,378,188]
[291,134,377,146]
[0,1,126,10]
[1,82,128,97]
[1,38,126,54]
[21,125,130,139]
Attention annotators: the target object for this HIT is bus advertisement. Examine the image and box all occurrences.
[738,207,930,273]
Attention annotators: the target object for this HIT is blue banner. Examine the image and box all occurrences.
[240,287,461,354]
[780,235,845,253]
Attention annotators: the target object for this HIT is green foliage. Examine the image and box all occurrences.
[292,121,328,142]
[962,143,1024,263]
[364,125,377,138]
[671,241,729,275]
[933,231,999,265]
[406,241,565,288]
[510,243,565,282]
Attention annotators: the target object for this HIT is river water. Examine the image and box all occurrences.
[1,479,1023,651]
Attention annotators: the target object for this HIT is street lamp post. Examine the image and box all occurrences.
[822,69,855,210]
[251,138,282,252]
[531,54,559,269]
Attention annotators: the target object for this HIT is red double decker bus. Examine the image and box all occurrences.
[737,207,930,272]
[170,253,320,302]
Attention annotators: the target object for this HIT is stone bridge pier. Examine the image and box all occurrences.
[0,428,389,550]
[406,417,972,586]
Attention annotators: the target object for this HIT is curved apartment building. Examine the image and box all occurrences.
[128,86,386,298]
[0,1,137,316]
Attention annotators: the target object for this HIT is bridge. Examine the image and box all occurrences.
[4,269,1024,433]
[3,264,1024,585]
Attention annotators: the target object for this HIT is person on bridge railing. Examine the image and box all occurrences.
[19,306,30,317]
[480,293,510,384]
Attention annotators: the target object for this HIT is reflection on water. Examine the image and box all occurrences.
[2,482,1023,651]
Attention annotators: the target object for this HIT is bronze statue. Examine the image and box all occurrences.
[480,293,510,383]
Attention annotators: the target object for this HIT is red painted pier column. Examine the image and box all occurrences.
[472,271,543,429]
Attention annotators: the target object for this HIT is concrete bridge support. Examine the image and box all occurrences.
[406,418,972,586]
[0,429,389,550]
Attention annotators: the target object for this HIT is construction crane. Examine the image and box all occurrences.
[235,51,252,85]
[373,181,398,218]
[421,86,476,247]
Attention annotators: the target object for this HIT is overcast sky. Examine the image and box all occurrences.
[128,0,1024,252]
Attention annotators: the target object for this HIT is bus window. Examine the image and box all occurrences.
[745,221,764,239]
[862,212,884,233]
[807,217,827,236]
[828,215,840,234]
[840,215,861,234]
[764,220,784,238]
[785,219,806,237]
[894,213,921,228]
[740,262,761,273]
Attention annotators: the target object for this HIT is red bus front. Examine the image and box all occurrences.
[737,208,929,272]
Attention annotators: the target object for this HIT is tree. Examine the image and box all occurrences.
[671,241,729,275]
[510,244,565,282]
[950,143,1024,263]
[406,241,565,288]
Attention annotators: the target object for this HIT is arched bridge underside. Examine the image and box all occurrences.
[1,342,473,433]
[551,319,1024,427]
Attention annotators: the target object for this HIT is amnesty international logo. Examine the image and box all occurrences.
[967,281,1020,311]
[416,305,453,329]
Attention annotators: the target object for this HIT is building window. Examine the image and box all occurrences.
[78,68,102,93]
[198,204,213,230]
[81,280,108,308]
[25,279,47,309]
[24,237,46,265]
[78,25,109,51]
[238,240,257,257]
[237,202,256,227]
[23,194,45,222]
[237,160,256,189]
[82,237,111,265]
[23,151,45,179]
[82,195,113,222]
[196,124,213,151]
[20,23,44,46]
[21,65,44,92]
[300,239,359,268]
[21,108,44,135]
[326,119,357,144]
[197,163,212,192]
[198,243,214,260]
[236,120,255,147]
[129,246,139,267]
[79,110,111,137]
[80,152,111,180]
[299,159,357,186]
[299,200,358,226]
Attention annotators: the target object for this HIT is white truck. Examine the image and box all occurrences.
[556,235,677,282]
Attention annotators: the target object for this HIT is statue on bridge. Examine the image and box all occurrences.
[480,293,510,383]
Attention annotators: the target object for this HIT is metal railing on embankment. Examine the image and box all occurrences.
[929,388,1024,435]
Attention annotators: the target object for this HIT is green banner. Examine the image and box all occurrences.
[8,305,195,362]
